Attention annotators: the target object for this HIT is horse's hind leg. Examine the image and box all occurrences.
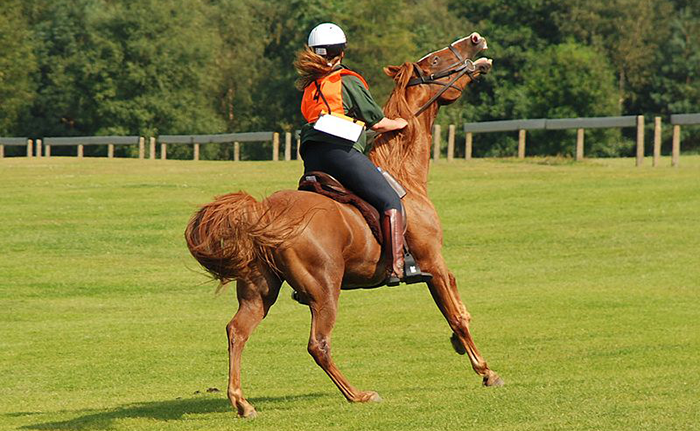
[226,271,281,418]
[427,265,503,387]
[307,293,382,403]
[287,266,381,403]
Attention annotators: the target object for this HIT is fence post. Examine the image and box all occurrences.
[161,142,167,160]
[272,133,279,161]
[281,132,290,161]
[234,141,240,161]
[518,129,526,159]
[46,144,51,158]
[447,124,455,162]
[78,144,84,158]
[465,132,473,160]
[296,135,301,160]
[36,139,42,158]
[576,128,584,161]
[27,140,33,158]
[433,124,441,161]
[138,137,145,159]
[193,142,200,161]
[283,132,291,161]
[653,117,661,167]
[636,115,644,167]
[672,125,680,167]
[0,144,3,158]
[149,137,156,159]
[108,143,114,158]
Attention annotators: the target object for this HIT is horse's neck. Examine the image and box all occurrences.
[369,102,438,196]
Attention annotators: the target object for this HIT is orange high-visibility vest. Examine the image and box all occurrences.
[301,69,370,123]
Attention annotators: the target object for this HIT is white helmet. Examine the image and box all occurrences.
[308,23,346,56]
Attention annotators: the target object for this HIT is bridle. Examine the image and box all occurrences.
[407,45,477,117]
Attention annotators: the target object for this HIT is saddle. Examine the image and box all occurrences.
[298,171,384,244]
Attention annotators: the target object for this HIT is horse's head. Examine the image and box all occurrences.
[384,33,492,116]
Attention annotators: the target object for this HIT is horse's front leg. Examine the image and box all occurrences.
[423,259,504,387]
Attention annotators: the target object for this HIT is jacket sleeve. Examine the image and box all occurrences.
[341,75,385,128]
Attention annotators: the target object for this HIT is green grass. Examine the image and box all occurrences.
[1,155,699,431]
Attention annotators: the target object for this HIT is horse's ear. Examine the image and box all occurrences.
[384,62,415,85]
[384,65,401,78]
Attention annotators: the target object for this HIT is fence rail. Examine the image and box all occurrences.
[0,138,31,158]
[2,112,698,166]
[41,136,144,158]
[461,115,645,164]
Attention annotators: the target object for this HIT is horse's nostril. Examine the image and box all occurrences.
[471,34,480,44]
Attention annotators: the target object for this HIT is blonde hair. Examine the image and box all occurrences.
[294,46,343,90]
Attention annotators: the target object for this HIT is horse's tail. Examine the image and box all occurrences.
[185,191,295,285]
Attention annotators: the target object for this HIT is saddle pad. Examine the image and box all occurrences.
[298,172,383,245]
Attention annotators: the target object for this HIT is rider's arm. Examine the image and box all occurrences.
[370,117,408,133]
[342,75,408,133]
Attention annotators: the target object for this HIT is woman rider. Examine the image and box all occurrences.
[294,23,431,286]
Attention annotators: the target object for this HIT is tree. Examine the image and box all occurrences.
[555,0,673,112]
[523,42,623,156]
[21,0,224,159]
[0,0,36,137]
[648,3,700,152]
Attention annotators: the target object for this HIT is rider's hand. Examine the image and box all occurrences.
[371,117,408,133]
[393,118,408,130]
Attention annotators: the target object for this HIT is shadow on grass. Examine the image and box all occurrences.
[18,393,328,430]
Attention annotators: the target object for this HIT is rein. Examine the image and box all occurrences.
[407,45,477,117]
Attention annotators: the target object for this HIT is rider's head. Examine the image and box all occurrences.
[307,23,346,60]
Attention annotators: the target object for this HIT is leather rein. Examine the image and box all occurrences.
[407,45,477,117]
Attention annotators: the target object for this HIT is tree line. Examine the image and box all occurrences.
[1,0,698,158]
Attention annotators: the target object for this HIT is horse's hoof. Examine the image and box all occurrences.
[239,408,258,419]
[367,392,382,402]
[355,391,382,403]
[482,374,504,387]
[291,291,310,305]
[450,333,466,355]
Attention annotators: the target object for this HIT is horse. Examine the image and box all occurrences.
[185,32,501,418]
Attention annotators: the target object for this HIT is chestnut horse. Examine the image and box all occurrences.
[185,33,502,418]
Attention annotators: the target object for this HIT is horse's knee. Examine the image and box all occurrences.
[450,313,472,339]
[308,338,331,365]
[226,321,249,345]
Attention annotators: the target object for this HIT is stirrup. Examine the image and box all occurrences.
[403,251,433,284]
[386,252,432,286]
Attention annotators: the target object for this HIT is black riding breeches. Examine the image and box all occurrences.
[300,141,401,213]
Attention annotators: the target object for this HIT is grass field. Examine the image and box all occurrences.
[1,156,699,431]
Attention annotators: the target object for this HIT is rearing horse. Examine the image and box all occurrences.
[185,33,502,418]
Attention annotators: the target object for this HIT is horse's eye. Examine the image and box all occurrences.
[432,56,439,65]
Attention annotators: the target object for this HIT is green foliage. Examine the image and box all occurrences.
[0,0,36,136]
[523,42,625,157]
[3,0,700,157]
[647,4,700,152]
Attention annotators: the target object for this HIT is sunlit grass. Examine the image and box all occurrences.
[1,156,699,430]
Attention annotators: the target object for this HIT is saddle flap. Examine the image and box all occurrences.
[298,172,383,245]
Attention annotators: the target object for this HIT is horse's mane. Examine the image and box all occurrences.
[369,62,430,193]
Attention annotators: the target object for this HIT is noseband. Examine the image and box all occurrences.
[407,45,477,117]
